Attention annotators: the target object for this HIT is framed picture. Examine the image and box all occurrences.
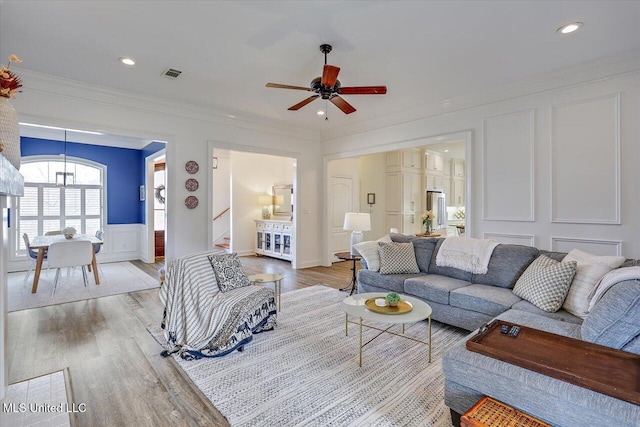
[367,193,375,205]
[139,185,145,201]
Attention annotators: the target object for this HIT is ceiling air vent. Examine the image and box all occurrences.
[162,68,182,79]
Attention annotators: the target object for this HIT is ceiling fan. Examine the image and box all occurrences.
[266,44,387,115]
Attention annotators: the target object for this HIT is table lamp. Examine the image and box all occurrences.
[343,213,371,256]
[258,195,273,219]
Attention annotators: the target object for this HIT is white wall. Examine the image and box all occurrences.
[230,151,294,256]
[12,70,323,267]
[322,71,640,258]
[211,149,231,244]
[358,153,387,240]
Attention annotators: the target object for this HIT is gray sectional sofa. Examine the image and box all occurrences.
[357,234,640,426]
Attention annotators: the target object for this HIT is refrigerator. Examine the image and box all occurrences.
[426,190,447,230]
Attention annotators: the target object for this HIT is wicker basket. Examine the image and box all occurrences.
[461,397,551,427]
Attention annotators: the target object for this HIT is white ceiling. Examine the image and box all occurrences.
[2,1,639,137]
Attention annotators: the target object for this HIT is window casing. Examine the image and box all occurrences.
[15,157,105,257]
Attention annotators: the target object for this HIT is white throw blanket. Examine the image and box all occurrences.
[588,266,640,311]
[435,236,499,274]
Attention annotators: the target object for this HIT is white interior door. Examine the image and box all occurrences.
[330,176,353,253]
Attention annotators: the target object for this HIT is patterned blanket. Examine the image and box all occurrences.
[160,250,277,359]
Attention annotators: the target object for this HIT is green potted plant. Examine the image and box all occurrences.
[386,292,401,307]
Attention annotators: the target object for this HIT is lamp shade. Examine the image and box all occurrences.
[343,213,371,232]
[258,195,273,205]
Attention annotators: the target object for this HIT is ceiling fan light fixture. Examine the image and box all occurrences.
[557,22,583,34]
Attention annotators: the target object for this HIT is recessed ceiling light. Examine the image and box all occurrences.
[119,57,136,66]
[317,110,325,116]
[557,22,583,34]
[444,149,449,153]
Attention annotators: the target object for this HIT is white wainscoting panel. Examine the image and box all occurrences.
[551,94,620,224]
[483,110,535,221]
[97,224,144,263]
[550,237,622,256]
[483,232,535,247]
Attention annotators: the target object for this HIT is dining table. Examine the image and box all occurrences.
[29,233,104,293]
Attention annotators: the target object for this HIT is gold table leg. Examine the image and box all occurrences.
[359,317,363,367]
[428,315,432,363]
[345,314,348,336]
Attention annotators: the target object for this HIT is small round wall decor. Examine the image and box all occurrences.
[185,178,199,191]
[185,195,199,209]
[185,160,199,174]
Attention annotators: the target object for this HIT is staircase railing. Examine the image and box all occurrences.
[213,207,230,221]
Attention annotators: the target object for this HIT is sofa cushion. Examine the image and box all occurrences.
[562,249,626,318]
[404,275,470,305]
[411,237,438,272]
[512,255,577,312]
[428,239,473,282]
[538,250,567,262]
[450,284,521,317]
[357,269,423,293]
[471,244,539,289]
[581,279,640,354]
[378,242,420,274]
[352,234,393,272]
[389,233,415,244]
[511,300,582,325]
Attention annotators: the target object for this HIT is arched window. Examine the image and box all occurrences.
[16,157,105,256]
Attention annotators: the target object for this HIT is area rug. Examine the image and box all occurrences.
[149,285,467,427]
[8,262,159,312]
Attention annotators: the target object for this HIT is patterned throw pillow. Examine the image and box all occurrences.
[378,242,420,275]
[513,255,577,312]
[353,234,393,272]
[208,253,251,293]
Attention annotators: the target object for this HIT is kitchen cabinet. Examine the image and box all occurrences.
[385,169,423,234]
[453,159,465,178]
[425,152,444,173]
[255,220,293,262]
[442,179,451,205]
[403,172,421,212]
[453,179,465,206]
[443,158,452,177]
[425,174,443,191]
[386,149,422,171]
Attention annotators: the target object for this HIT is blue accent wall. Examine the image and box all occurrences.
[20,137,166,225]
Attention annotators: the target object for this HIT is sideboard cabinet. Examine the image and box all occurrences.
[255,219,293,262]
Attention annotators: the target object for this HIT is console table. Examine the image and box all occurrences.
[255,219,293,262]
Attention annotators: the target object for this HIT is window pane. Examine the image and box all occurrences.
[43,187,61,216]
[43,219,61,234]
[19,220,39,251]
[74,164,101,185]
[85,189,101,215]
[19,187,39,217]
[65,188,81,216]
[85,218,101,235]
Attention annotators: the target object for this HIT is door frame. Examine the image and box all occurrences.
[144,148,166,263]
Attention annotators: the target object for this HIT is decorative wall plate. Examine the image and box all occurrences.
[185,178,199,191]
[185,160,199,174]
[185,195,199,209]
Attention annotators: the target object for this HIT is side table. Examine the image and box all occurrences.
[335,251,361,296]
[248,273,283,312]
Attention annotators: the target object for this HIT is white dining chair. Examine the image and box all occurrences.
[48,240,93,297]
[22,233,47,286]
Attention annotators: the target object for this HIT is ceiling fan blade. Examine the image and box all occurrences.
[330,95,356,114]
[338,86,387,95]
[321,65,340,87]
[288,95,320,111]
[266,83,312,91]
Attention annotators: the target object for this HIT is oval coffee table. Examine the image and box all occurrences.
[341,292,432,367]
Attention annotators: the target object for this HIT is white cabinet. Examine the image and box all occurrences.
[452,179,465,207]
[443,158,452,177]
[255,220,293,261]
[453,160,465,178]
[386,149,422,171]
[385,170,422,234]
[425,174,443,191]
[425,152,444,173]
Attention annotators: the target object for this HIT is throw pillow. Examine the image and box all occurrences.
[561,249,626,318]
[512,255,577,312]
[208,253,251,293]
[352,234,393,272]
[378,242,420,275]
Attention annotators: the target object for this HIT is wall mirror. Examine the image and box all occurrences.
[273,184,293,218]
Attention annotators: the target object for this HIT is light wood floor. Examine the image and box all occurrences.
[6,255,356,426]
